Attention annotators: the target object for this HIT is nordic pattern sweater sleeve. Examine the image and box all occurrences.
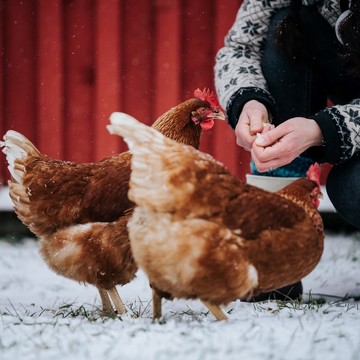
[214,0,360,165]
[214,0,292,128]
[310,100,360,164]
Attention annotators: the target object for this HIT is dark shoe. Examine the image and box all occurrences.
[247,281,303,302]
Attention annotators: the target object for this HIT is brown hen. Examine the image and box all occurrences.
[1,88,225,315]
[107,114,324,321]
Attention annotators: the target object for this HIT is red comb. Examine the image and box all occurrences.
[306,163,321,187]
[194,88,220,109]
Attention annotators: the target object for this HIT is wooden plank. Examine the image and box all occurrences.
[153,0,182,117]
[64,0,95,162]
[37,0,64,159]
[4,0,37,139]
[122,0,153,125]
[181,0,216,156]
[93,0,123,159]
[181,0,216,97]
[2,0,37,184]
[0,1,6,183]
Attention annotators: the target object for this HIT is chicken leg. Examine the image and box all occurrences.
[97,287,127,315]
[98,287,114,315]
[152,288,163,319]
[201,301,228,321]
[151,288,227,321]
[107,287,127,315]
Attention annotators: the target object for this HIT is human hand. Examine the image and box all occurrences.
[235,100,271,151]
[251,117,324,172]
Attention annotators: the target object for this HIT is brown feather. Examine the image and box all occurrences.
[8,97,217,238]
[109,116,324,313]
[40,211,137,290]
[1,95,224,314]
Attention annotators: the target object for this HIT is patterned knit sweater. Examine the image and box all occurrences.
[214,0,360,165]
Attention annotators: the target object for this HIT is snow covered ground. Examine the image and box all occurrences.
[1,232,359,360]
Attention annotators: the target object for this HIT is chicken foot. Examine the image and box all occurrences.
[151,289,227,321]
[98,288,115,315]
[108,287,127,315]
[97,287,127,315]
[201,301,228,321]
[152,288,163,320]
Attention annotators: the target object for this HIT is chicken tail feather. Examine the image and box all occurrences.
[1,130,41,184]
[107,112,169,152]
[107,112,192,210]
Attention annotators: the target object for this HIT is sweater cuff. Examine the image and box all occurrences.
[226,87,277,129]
[307,109,342,164]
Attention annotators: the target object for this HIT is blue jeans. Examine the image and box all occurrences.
[260,6,360,229]
[262,6,360,121]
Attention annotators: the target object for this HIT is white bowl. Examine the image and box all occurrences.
[245,174,300,192]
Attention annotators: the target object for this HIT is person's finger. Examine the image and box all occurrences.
[249,109,267,134]
[251,142,296,172]
[261,123,274,134]
[255,126,283,147]
[252,139,282,161]
[251,149,281,172]
[235,121,254,149]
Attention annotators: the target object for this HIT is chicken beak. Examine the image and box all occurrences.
[199,109,226,130]
[211,109,226,121]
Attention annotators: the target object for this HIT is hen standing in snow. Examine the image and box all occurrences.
[1,89,225,315]
[107,115,324,321]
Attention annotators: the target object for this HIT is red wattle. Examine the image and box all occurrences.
[200,119,214,131]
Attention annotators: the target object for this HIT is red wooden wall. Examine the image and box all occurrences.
[0,0,248,189]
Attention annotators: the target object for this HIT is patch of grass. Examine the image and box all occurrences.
[1,299,123,323]
[53,303,96,320]
[249,292,335,316]
[127,298,152,319]
[277,298,323,312]
[308,293,360,303]
[263,291,360,317]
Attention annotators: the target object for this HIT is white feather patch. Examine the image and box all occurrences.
[54,242,81,263]
[1,131,30,183]
[247,264,259,288]
[107,111,167,151]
